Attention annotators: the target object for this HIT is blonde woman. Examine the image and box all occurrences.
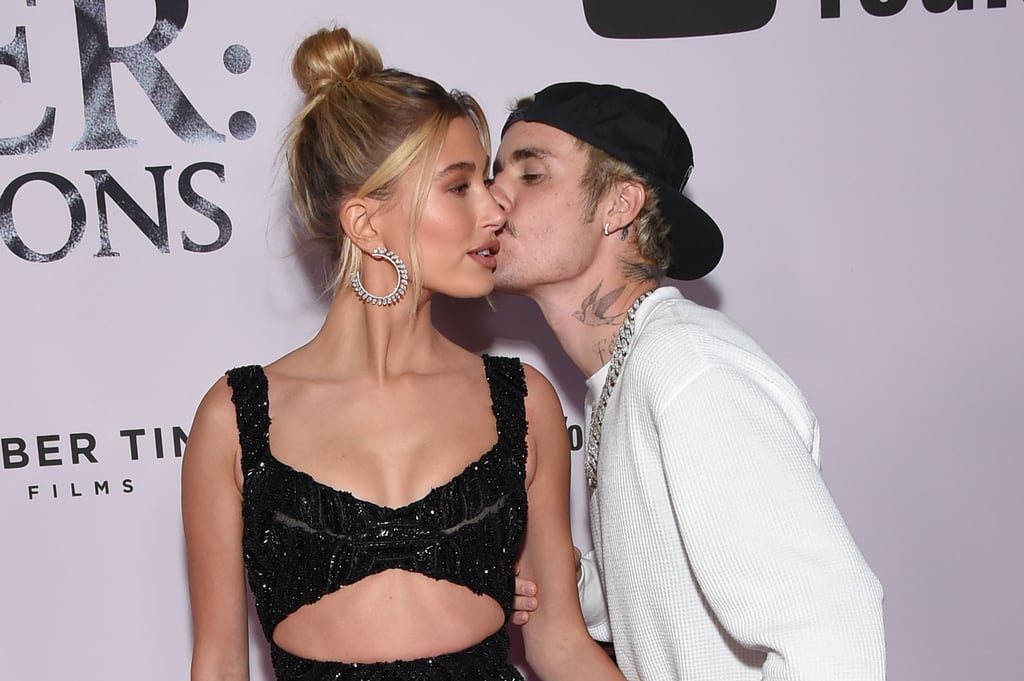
[181,27,624,681]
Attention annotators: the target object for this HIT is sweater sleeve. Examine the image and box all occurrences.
[656,365,886,681]
[577,550,612,641]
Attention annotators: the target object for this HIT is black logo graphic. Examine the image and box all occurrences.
[583,0,777,38]
[822,0,1008,18]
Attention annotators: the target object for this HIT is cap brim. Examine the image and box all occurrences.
[650,176,723,280]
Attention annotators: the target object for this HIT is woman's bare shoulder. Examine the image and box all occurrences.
[519,362,563,415]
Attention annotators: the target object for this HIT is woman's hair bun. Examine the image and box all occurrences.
[292,27,384,99]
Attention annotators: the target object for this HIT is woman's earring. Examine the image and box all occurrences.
[351,247,408,306]
[620,226,630,241]
[602,223,611,237]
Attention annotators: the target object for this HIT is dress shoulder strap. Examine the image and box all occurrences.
[482,354,527,397]
[224,365,270,472]
[482,355,528,475]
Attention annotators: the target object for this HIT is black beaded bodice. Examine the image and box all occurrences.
[225,355,529,643]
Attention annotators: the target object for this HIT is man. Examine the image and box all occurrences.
[490,82,885,680]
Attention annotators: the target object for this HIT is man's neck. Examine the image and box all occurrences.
[531,279,658,378]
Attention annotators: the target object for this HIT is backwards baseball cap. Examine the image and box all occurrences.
[502,82,723,280]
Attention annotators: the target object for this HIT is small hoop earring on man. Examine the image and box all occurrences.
[602,223,630,240]
[351,247,409,306]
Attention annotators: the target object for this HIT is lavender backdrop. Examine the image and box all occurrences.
[1,1,1021,679]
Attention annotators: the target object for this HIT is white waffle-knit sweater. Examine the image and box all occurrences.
[579,287,885,681]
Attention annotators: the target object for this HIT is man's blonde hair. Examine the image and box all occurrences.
[577,141,671,280]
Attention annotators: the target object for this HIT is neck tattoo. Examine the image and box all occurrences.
[585,290,654,489]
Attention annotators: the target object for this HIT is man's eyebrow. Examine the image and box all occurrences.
[435,161,476,178]
[493,147,551,175]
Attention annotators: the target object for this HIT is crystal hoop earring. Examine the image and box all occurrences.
[351,247,409,306]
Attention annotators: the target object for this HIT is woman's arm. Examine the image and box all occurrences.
[513,547,611,638]
[181,378,251,681]
[516,365,624,681]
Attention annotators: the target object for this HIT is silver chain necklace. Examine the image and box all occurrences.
[585,290,654,488]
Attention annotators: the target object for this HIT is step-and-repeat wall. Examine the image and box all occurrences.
[2,2,1021,679]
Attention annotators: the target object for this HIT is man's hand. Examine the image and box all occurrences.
[512,572,538,625]
[511,547,583,625]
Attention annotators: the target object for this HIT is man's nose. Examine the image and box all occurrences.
[488,180,510,213]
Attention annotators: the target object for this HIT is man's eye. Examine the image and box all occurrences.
[484,178,495,188]
[521,173,542,184]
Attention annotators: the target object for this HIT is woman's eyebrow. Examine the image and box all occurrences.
[435,161,476,179]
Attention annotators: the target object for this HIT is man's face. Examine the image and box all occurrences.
[489,121,603,296]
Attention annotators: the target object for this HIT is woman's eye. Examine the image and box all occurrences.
[449,183,470,195]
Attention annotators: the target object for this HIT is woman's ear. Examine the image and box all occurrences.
[339,197,382,253]
[602,180,645,236]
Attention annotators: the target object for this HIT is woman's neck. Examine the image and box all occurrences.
[300,290,448,382]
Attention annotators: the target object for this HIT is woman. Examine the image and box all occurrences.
[181,26,625,681]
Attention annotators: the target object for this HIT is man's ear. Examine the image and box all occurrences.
[603,181,646,235]
[339,196,383,252]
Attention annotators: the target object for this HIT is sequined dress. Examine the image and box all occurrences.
[225,355,529,681]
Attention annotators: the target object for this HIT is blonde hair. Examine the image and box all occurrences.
[288,27,490,296]
[577,142,671,280]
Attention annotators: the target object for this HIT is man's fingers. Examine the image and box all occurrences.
[515,576,537,597]
[514,594,538,611]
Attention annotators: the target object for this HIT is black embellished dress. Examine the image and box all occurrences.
[225,355,529,681]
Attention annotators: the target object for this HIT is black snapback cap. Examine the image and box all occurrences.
[503,82,723,280]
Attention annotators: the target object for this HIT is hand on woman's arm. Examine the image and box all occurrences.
[516,365,624,681]
[181,378,251,681]
[511,567,538,625]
